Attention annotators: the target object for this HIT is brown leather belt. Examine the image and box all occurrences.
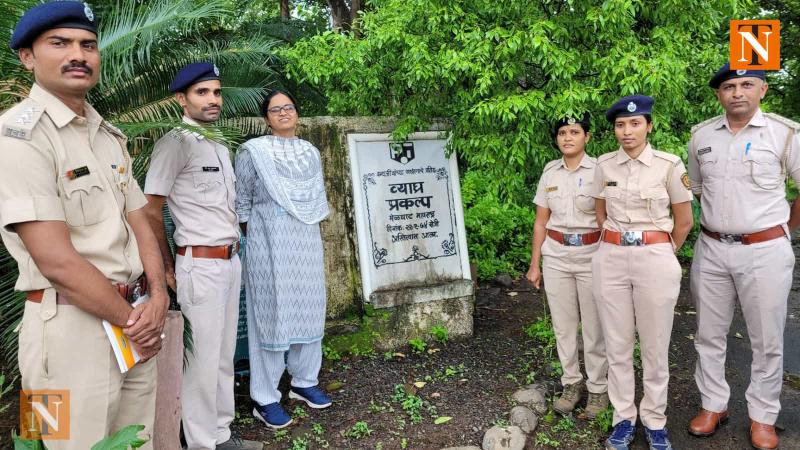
[26,276,148,305]
[701,224,786,245]
[177,242,240,260]
[602,230,671,246]
[546,229,601,246]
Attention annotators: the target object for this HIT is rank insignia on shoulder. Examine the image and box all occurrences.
[202,166,220,172]
[698,147,712,155]
[545,186,558,192]
[681,172,691,190]
[605,181,617,186]
[66,166,90,179]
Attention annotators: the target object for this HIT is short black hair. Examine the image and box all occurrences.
[261,89,299,117]
[643,114,652,124]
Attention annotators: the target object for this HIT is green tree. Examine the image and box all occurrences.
[284,0,754,277]
[761,0,800,118]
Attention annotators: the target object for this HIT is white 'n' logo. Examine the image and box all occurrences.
[737,28,772,63]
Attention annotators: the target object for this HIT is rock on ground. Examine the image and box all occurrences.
[481,425,526,450]
[509,405,538,434]
[512,387,547,415]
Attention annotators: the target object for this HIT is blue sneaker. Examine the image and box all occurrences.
[605,420,636,450]
[253,402,292,429]
[644,427,673,450]
[289,385,332,409]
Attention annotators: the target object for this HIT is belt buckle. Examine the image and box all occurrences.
[718,233,743,244]
[563,233,583,246]
[620,231,644,246]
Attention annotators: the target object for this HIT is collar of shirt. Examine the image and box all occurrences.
[715,108,767,132]
[181,115,208,140]
[614,143,654,166]
[556,153,594,171]
[29,83,101,141]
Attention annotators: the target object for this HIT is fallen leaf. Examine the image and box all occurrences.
[434,416,453,425]
[458,378,468,383]
[393,352,406,358]
[685,310,697,315]
[431,392,441,398]
[734,332,744,339]
[326,380,344,391]
[403,383,418,396]
[687,334,695,340]
[413,381,427,389]
[507,292,518,297]
[427,348,440,354]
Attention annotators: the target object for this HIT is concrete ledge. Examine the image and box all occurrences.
[375,295,475,350]
[369,279,473,309]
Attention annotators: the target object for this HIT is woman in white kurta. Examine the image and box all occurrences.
[235,90,331,429]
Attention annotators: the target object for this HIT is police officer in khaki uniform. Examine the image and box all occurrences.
[0,3,168,448]
[592,95,694,450]
[687,64,800,450]
[143,63,254,450]
[527,113,609,418]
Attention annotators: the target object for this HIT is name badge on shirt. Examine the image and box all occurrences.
[66,166,90,179]
[202,166,220,172]
[545,186,558,192]
[698,147,712,155]
[605,181,617,186]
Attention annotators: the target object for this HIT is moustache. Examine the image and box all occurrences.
[62,62,93,75]
[202,105,221,112]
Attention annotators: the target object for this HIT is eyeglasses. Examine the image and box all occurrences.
[267,104,296,115]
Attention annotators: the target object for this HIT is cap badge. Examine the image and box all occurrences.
[627,102,637,112]
[736,69,747,76]
[84,3,94,22]
[567,117,576,125]
[213,65,220,76]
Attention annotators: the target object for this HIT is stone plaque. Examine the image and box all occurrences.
[348,132,471,306]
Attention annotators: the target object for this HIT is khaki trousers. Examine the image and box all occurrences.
[691,233,793,425]
[542,238,607,393]
[592,241,681,429]
[18,298,156,450]
[176,251,241,450]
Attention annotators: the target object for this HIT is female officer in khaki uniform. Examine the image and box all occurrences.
[592,95,693,450]
[527,113,608,419]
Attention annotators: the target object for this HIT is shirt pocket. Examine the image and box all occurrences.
[602,186,624,221]
[744,147,783,189]
[192,171,226,205]
[545,189,567,223]
[639,186,670,223]
[60,174,111,226]
[698,150,719,180]
[574,184,595,216]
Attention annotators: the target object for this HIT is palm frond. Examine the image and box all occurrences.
[99,0,232,85]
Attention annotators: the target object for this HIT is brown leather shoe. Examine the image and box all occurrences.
[688,409,729,437]
[750,420,778,450]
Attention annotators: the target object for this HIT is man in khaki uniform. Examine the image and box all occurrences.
[527,114,608,418]
[143,63,252,450]
[687,64,800,450]
[592,96,694,450]
[0,3,168,448]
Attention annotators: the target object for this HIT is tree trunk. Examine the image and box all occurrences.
[280,0,290,19]
[327,0,352,29]
[153,312,184,450]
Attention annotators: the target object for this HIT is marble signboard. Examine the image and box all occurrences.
[348,132,471,305]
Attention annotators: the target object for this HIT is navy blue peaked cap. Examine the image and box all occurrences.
[11,1,97,50]
[709,63,766,89]
[605,95,654,122]
[169,62,221,93]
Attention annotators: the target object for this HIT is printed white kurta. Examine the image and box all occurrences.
[235,145,327,351]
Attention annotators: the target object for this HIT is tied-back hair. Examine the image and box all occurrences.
[261,89,300,117]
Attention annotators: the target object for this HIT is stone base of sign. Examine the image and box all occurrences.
[370,280,474,350]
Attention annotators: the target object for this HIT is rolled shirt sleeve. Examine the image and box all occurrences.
[591,161,606,199]
[144,134,186,196]
[687,134,702,196]
[532,173,549,209]
[125,177,148,213]
[787,131,800,186]
[0,138,65,230]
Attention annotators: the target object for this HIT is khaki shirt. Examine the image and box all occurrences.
[593,144,693,233]
[144,117,238,247]
[688,109,800,234]
[0,84,147,290]
[534,154,599,233]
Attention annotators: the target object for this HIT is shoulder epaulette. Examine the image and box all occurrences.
[597,152,616,164]
[653,150,681,165]
[764,112,800,132]
[691,115,723,134]
[542,159,561,173]
[1,99,44,141]
[101,120,126,139]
